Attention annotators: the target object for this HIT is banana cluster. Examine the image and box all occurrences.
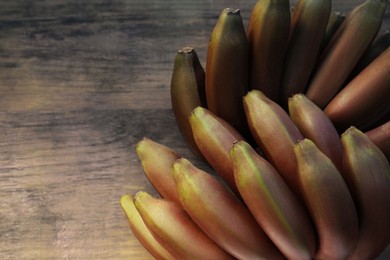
[120,0,390,258]
[170,0,390,161]
[122,90,390,259]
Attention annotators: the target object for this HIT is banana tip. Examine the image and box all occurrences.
[179,47,194,54]
[134,190,149,201]
[224,8,240,14]
[190,106,206,118]
[172,157,186,171]
[341,126,360,137]
[295,138,314,150]
[120,194,132,206]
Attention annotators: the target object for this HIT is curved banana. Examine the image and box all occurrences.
[205,8,250,139]
[171,47,206,157]
[247,0,290,103]
[288,93,343,171]
[136,138,181,204]
[189,106,244,196]
[349,30,390,80]
[324,45,390,132]
[341,127,390,260]
[243,90,303,197]
[119,194,174,260]
[320,11,345,53]
[230,140,316,260]
[294,139,359,260]
[280,0,331,107]
[306,0,387,108]
[365,120,390,161]
[133,191,234,260]
[172,158,284,259]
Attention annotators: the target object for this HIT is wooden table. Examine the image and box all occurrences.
[0,0,389,259]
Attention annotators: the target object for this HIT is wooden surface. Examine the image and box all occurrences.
[0,0,389,259]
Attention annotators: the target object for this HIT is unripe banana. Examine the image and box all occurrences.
[171,47,206,157]
[306,0,387,108]
[243,90,303,197]
[320,11,345,52]
[247,0,290,103]
[136,138,181,204]
[133,191,234,260]
[230,140,316,260]
[365,120,390,161]
[206,8,250,139]
[189,106,244,196]
[288,93,343,171]
[294,139,359,260]
[280,0,331,106]
[340,127,390,260]
[172,158,284,259]
[120,194,174,259]
[324,45,390,132]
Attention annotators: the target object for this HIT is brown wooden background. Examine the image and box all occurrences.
[0,0,389,259]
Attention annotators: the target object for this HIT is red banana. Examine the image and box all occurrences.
[341,127,390,259]
[172,158,284,259]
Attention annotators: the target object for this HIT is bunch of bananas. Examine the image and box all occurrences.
[121,0,390,258]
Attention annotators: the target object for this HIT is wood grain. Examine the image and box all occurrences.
[0,0,389,259]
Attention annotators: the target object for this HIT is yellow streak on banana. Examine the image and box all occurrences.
[280,0,331,106]
[324,45,390,132]
[288,93,343,171]
[205,8,250,139]
[172,158,284,259]
[365,120,390,161]
[306,0,387,108]
[341,127,390,260]
[136,138,181,204]
[243,90,303,197]
[119,194,174,260]
[133,191,234,260]
[189,106,244,196]
[294,139,359,260]
[171,47,206,158]
[247,0,290,103]
[230,140,316,260]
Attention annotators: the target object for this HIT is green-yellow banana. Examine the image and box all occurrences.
[136,138,182,204]
[133,191,234,260]
[120,194,175,259]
